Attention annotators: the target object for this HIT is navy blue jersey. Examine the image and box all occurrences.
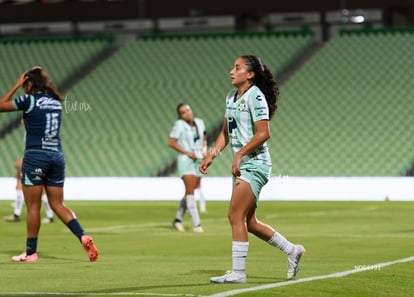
[13,93,62,152]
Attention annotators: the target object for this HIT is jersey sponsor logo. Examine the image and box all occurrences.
[42,144,59,152]
[36,97,62,110]
[255,106,268,117]
[231,143,243,149]
[228,116,237,135]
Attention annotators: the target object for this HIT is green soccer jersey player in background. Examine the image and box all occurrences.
[169,103,207,233]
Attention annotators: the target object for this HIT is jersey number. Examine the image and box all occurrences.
[45,113,59,139]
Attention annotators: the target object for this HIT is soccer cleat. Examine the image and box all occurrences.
[4,214,20,222]
[41,217,54,224]
[210,270,247,284]
[287,244,306,279]
[172,220,185,232]
[11,252,38,262]
[81,235,99,262]
[193,226,204,233]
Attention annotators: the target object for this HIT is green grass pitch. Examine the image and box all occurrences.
[0,200,413,297]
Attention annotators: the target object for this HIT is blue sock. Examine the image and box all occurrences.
[26,237,38,255]
[67,218,85,241]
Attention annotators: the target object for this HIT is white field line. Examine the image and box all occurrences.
[0,256,412,297]
[205,256,414,297]
[84,223,414,238]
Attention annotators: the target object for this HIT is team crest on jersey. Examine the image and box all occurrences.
[238,99,247,112]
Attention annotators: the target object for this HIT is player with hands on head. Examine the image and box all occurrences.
[200,55,305,283]
[0,66,98,262]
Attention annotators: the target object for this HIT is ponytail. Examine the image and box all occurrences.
[242,55,279,120]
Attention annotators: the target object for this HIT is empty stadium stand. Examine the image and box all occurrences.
[269,27,414,176]
[58,30,314,176]
[2,28,413,178]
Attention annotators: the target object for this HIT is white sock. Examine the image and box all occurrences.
[175,197,187,221]
[14,189,24,216]
[185,194,201,227]
[232,241,249,273]
[268,231,294,255]
[41,194,54,219]
[195,188,206,212]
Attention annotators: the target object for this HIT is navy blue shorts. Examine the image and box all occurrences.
[21,150,65,187]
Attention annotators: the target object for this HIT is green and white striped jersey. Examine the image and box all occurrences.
[225,85,272,166]
[169,117,206,159]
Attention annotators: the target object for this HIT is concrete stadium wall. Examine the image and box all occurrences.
[0,177,413,201]
[1,0,413,25]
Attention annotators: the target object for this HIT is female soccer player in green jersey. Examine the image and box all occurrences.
[199,55,305,283]
[169,103,207,232]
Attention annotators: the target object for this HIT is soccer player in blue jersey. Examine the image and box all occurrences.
[199,55,305,283]
[0,67,98,262]
[169,103,207,233]
[5,119,54,223]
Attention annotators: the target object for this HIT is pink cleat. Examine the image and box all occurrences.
[12,252,38,262]
[81,235,99,262]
